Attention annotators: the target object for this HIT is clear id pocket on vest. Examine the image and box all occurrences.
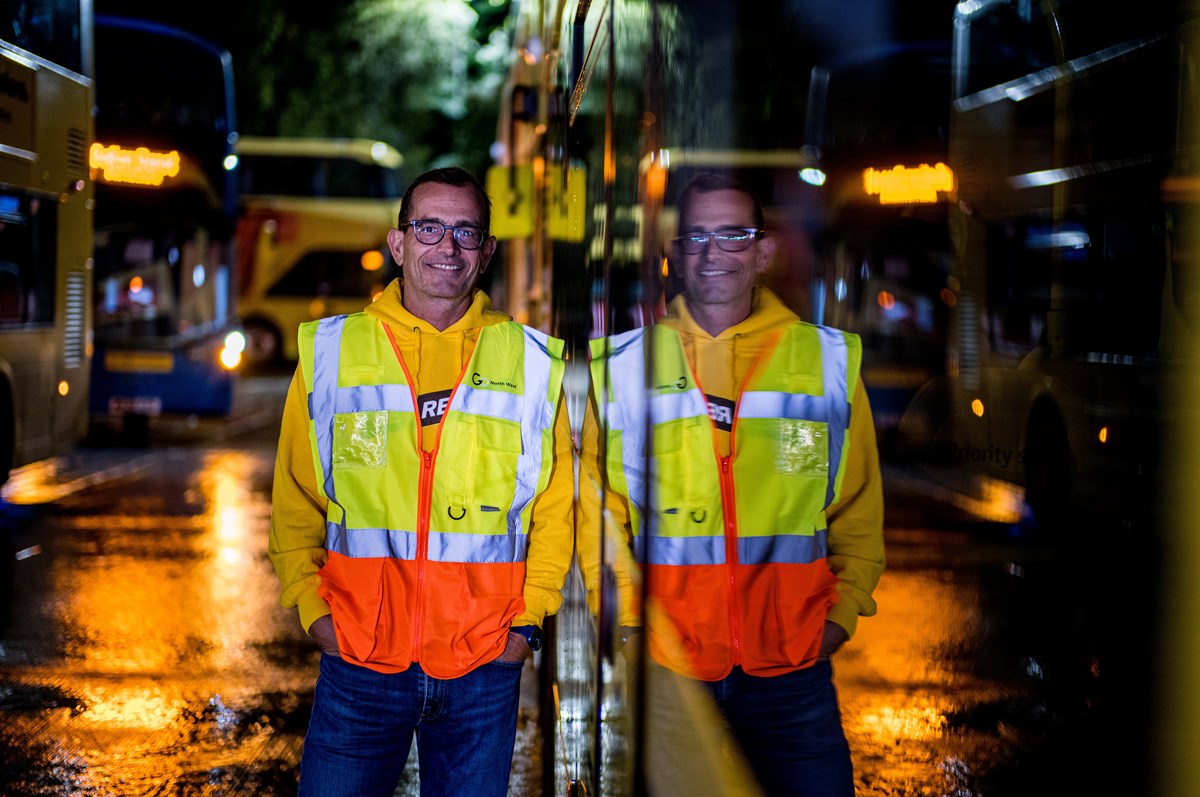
[332,411,388,469]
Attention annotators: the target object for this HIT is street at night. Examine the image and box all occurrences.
[0,374,1153,796]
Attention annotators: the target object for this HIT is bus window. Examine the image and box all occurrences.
[234,136,404,366]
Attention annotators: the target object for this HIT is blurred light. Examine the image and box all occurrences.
[661,256,669,278]
[57,379,69,396]
[129,275,144,294]
[90,143,180,186]
[371,141,389,162]
[223,329,246,354]
[310,298,327,318]
[219,331,245,370]
[361,250,385,271]
[192,264,206,288]
[956,0,986,17]
[876,290,896,310]
[863,163,954,204]
[940,287,958,307]
[223,153,238,171]
[1025,230,1091,250]
[1098,425,1109,444]
[971,398,984,417]
[799,167,826,186]
[835,278,847,301]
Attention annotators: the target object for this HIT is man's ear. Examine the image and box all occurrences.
[386,227,405,266]
[479,235,498,273]
[754,234,777,275]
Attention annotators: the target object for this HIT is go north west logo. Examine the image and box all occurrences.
[471,372,517,389]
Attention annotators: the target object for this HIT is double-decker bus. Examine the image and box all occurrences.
[897,0,1200,529]
[0,0,93,484]
[802,41,954,452]
[88,15,244,436]
[234,136,403,366]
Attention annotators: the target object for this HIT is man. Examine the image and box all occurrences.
[269,166,574,797]
[580,173,885,796]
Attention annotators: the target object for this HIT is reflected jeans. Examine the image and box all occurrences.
[704,661,855,797]
[298,653,525,797]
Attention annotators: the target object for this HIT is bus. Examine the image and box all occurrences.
[802,42,954,452]
[234,136,404,366]
[89,16,244,435]
[0,0,93,484]
[898,0,1200,528]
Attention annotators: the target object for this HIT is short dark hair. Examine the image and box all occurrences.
[397,166,492,232]
[676,172,765,231]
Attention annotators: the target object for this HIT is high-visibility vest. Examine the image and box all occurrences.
[590,321,861,679]
[300,313,565,677]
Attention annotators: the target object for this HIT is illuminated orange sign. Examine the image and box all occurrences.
[863,162,954,204]
[89,143,181,186]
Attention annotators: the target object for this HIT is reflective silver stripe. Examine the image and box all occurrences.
[510,327,557,534]
[334,384,415,414]
[429,530,529,563]
[738,529,828,564]
[326,521,418,559]
[325,522,528,563]
[604,330,648,521]
[633,529,829,567]
[311,316,346,507]
[453,384,523,420]
[635,534,726,566]
[816,327,850,505]
[738,391,833,422]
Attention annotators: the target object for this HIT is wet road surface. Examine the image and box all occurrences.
[0,373,1152,795]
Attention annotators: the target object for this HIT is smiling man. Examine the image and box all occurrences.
[269,167,574,797]
[580,172,886,796]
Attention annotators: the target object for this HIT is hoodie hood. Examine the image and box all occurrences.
[661,285,800,341]
[364,278,511,333]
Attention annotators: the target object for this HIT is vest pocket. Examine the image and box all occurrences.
[332,411,389,469]
[740,563,837,671]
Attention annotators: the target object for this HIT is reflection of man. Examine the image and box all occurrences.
[269,167,574,797]
[581,173,885,796]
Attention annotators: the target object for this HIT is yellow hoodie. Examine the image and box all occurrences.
[578,286,885,640]
[268,278,576,637]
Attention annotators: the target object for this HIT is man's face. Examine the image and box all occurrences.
[674,189,774,313]
[387,182,496,309]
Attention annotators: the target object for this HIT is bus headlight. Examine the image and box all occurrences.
[219,329,246,371]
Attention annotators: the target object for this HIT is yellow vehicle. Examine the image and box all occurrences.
[0,0,94,484]
[234,136,404,365]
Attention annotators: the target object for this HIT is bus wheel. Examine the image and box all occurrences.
[1024,403,1073,534]
[242,319,282,368]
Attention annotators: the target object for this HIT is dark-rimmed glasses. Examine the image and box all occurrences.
[674,227,763,255]
[408,220,487,250]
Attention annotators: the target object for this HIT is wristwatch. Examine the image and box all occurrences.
[510,625,544,652]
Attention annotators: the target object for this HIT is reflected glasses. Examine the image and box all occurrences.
[408,219,487,250]
[675,227,763,254]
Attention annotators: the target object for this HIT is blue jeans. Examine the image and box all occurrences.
[703,661,854,797]
[298,653,526,797]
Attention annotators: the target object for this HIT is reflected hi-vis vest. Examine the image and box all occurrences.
[300,313,565,677]
[590,322,861,680]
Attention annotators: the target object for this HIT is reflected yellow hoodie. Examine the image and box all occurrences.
[268,279,575,661]
[578,286,885,648]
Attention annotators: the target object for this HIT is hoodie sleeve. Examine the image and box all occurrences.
[824,380,886,638]
[514,390,577,628]
[267,365,332,633]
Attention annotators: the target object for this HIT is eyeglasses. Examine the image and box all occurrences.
[408,220,488,250]
[674,228,762,255]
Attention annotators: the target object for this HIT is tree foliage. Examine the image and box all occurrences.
[95,0,510,178]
